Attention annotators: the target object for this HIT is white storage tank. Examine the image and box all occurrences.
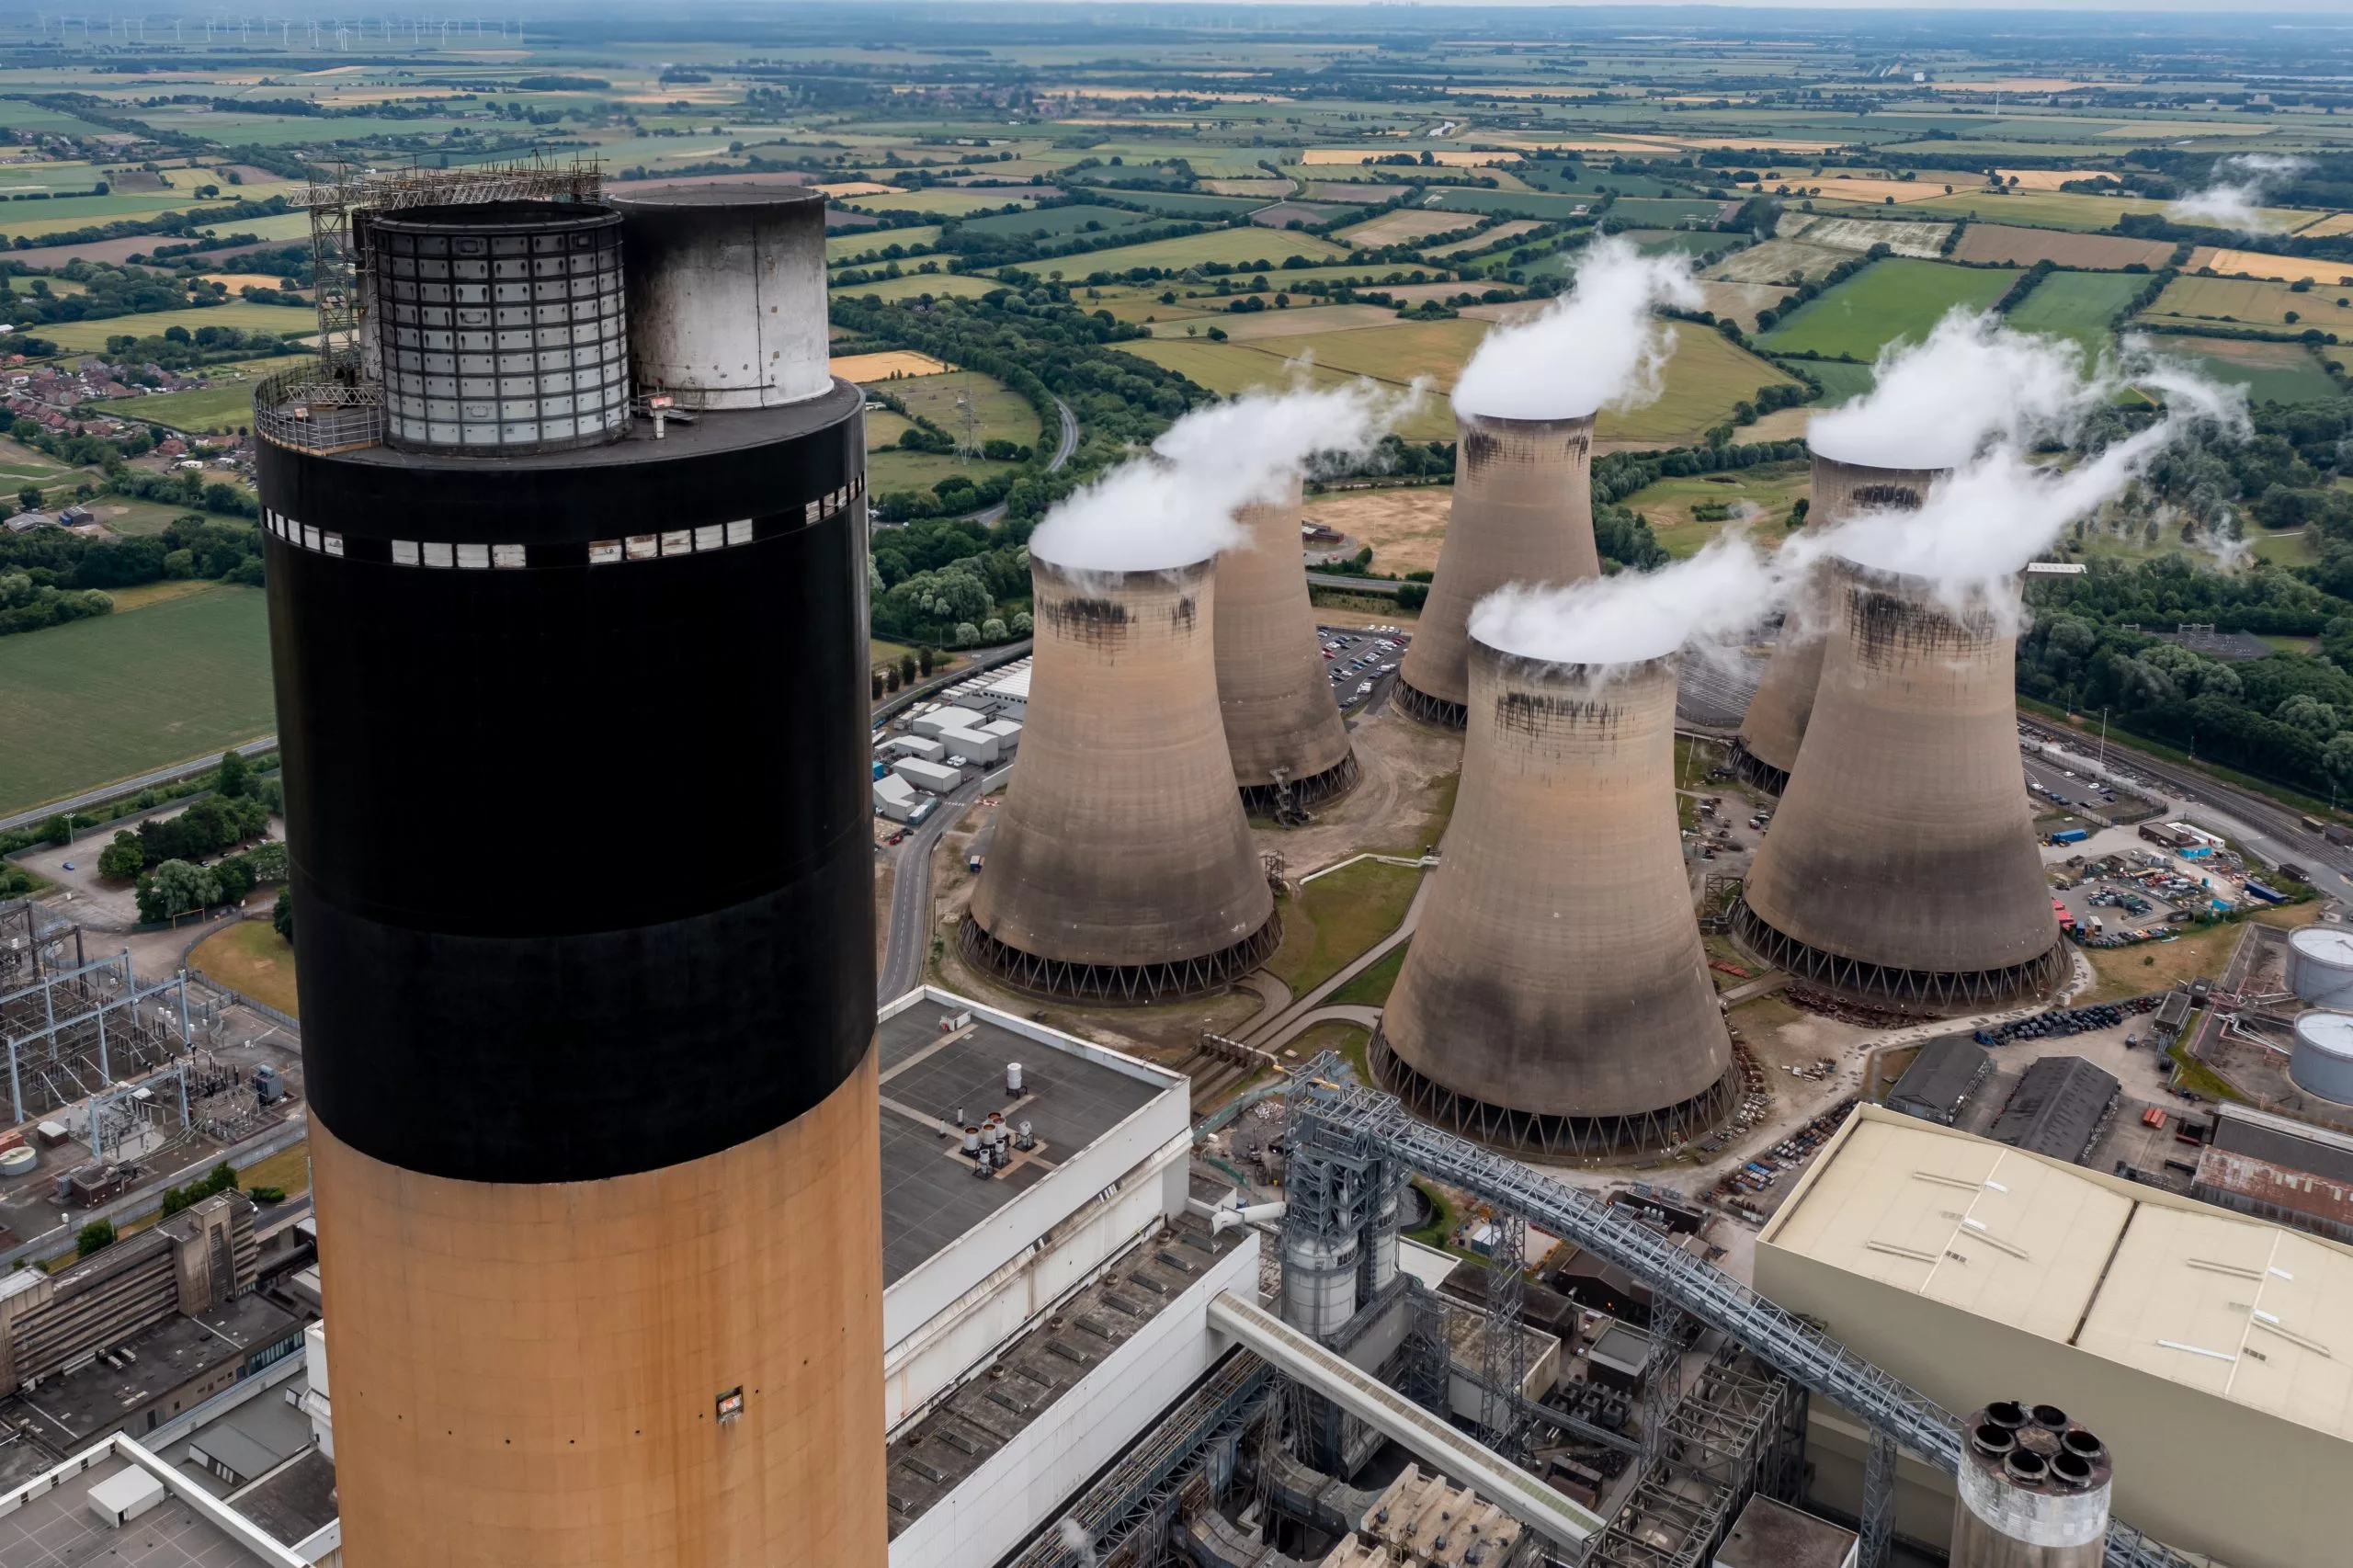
[0,1144,34,1176]
[2290,926,2353,1010]
[2291,1011,2353,1105]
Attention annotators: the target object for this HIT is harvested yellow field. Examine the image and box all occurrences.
[1302,487,1451,576]
[2294,212,2353,238]
[816,181,898,198]
[2189,247,2353,287]
[830,349,954,381]
[1996,167,2120,190]
[1336,208,1484,246]
[1799,176,1969,204]
[1932,77,2109,94]
[1202,178,1293,197]
[200,273,300,291]
[1302,147,1518,167]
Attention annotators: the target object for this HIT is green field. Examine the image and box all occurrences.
[1792,357,1878,405]
[40,301,315,353]
[1625,463,1813,557]
[827,225,940,263]
[829,271,1004,302]
[845,188,1037,218]
[956,204,1163,240]
[1098,189,1266,220]
[0,583,274,814]
[90,359,286,433]
[1014,226,1349,278]
[1756,257,2017,359]
[2157,336,2343,407]
[2139,275,2353,335]
[2002,270,2146,353]
[864,369,1040,493]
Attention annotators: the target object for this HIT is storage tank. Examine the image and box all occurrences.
[1733,556,2066,1011]
[1733,451,1945,793]
[607,185,830,409]
[961,555,1279,1001]
[1950,1401,2112,1568]
[1394,412,1599,727]
[2290,1011,2353,1105]
[1375,636,1735,1156]
[2289,927,2353,1011]
[1214,473,1358,812]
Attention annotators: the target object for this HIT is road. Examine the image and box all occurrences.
[2020,720,2353,904]
[1306,571,1402,597]
[878,761,1013,1002]
[2,737,277,835]
[967,394,1076,527]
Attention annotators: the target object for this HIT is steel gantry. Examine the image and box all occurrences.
[1281,1053,2205,1568]
[0,947,192,1125]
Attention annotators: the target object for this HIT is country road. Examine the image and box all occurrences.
[2,737,278,835]
[967,394,1077,527]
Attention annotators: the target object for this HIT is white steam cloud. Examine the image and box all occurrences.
[1808,309,2119,469]
[1470,530,1786,670]
[2168,154,2311,233]
[1791,365,2250,629]
[1451,234,1702,422]
[1029,380,1419,573]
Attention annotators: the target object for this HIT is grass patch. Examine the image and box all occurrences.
[829,272,1006,303]
[2003,270,2147,353]
[234,1139,311,1199]
[1330,943,1409,1008]
[102,578,227,613]
[1289,1018,1371,1081]
[1626,461,1811,557]
[2166,1034,2245,1102]
[1404,1176,1457,1247]
[189,919,298,1017]
[91,363,282,434]
[0,583,274,814]
[1267,858,1423,993]
[1010,225,1348,278]
[1757,257,2017,360]
[828,224,940,263]
[2154,335,2341,407]
[39,301,315,354]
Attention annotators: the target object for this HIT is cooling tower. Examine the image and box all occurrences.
[259,188,885,1567]
[1733,557,2067,1010]
[1395,411,1598,727]
[962,555,1279,1001]
[1951,1402,2113,1568]
[1215,475,1358,812]
[1734,451,1945,794]
[1373,639,1737,1156]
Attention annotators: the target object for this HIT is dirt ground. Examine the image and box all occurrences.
[1301,486,1450,576]
[1252,704,1464,875]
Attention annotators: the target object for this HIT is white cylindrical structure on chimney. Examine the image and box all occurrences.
[608,185,832,410]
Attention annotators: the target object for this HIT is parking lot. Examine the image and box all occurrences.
[1315,623,1407,714]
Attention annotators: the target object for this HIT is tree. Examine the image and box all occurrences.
[241,840,287,881]
[1397,582,1429,611]
[899,653,917,686]
[982,617,1007,642]
[214,747,251,799]
[97,831,144,881]
[15,484,39,512]
[1011,611,1033,635]
[143,858,221,922]
[76,1220,115,1256]
[917,646,936,676]
[872,671,885,699]
[38,813,70,846]
[273,886,293,942]
[952,620,981,648]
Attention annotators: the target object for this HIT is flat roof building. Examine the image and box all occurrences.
[1758,1105,2353,1568]
[1884,1034,1992,1126]
[892,756,963,794]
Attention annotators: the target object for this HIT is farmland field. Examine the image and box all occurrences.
[1895,189,2179,232]
[1788,358,1879,405]
[1950,224,2175,270]
[1012,227,1348,277]
[1756,258,2017,359]
[1784,216,1952,257]
[956,205,1160,240]
[1300,486,1450,576]
[827,225,939,262]
[0,584,275,815]
[2138,276,2353,335]
[828,272,1004,302]
[38,301,316,352]
[1704,239,1848,285]
[1251,201,1364,228]
[2187,248,2353,288]
[1699,280,1795,332]
[1624,464,1813,558]
[93,369,279,434]
[843,188,1036,218]
[1336,209,1483,247]
[1100,190,1266,220]
[1425,220,1540,259]
[2001,270,2146,352]
[2154,336,2341,407]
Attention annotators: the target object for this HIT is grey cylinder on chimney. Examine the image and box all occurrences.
[1950,1401,2113,1568]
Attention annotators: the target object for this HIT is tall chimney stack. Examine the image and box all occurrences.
[1951,1401,2113,1568]
[1394,411,1598,728]
[1375,638,1736,1156]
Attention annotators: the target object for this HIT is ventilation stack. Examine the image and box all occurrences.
[1374,638,1736,1156]
[1733,556,2067,1010]
[1215,474,1358,814]
[257,186,884,1567]
[962,555,1279,1001]
[1951,1401,2113,1568]
[1395,412,1598,727]
[1733,450,1944,794]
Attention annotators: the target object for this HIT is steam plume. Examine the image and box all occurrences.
[1451,234,1702,421]
[1471,531,1785,671]
[1029,380,1417,573]
[2168,154,2311,233]
[1809,309,2117,468]
[1793,366,2249,628]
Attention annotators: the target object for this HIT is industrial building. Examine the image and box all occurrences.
[1733,450,1945,795]
[1214,474,1358,813]
[1733,558,2066,1011]
[255,172,883,1566]
[1759,1105,2353,1568]
[1396,412,1598,727]
[1883,1035,1992,1127]
[1987,1056,2120,1165]
[1377,639,1735,1157]
[962,555,1279,1002]
[2192,1101,2353,1244]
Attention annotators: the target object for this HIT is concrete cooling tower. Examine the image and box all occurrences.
[258,187,883,1565]
[1215,475,1358,813]
[1373,640,1738,1156]
[1395,412,1598,727]
[1734,451,1945,794]
[1733,557,2067,1010]
[962,555,1280,1001]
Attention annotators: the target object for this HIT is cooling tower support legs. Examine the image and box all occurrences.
[1728,742,1789,798]
[958,914,1283,1006]
[1239,750,1360,818]
[1370,1028,1741,1160]
[1394,680,1467,731]
[1730,902,2069,1013]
